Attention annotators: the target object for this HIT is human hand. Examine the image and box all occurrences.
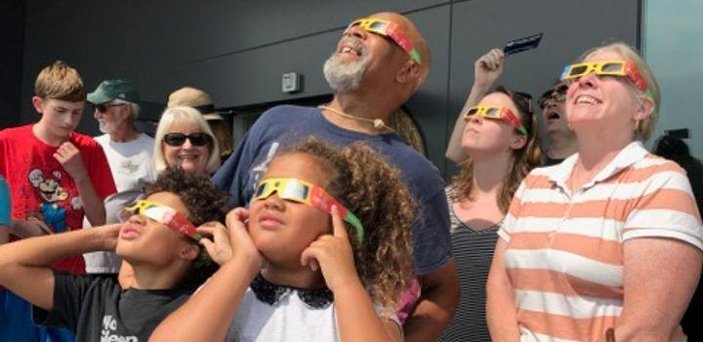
[300,206,360,292]
[197,221,233,265]
[99,223,122,251]
[474,48,505,89]
[224,208,264,273]
[54,142,88,182]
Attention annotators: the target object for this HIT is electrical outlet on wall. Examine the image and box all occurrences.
[282,72,301,93]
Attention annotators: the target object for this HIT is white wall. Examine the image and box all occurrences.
[643,0,703,158]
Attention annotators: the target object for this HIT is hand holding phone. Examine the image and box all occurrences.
[504,33,543,56]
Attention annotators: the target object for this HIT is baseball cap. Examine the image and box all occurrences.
[87,79,140,104]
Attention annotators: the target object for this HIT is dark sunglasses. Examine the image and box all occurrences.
[538,84,568,109]
[163,132,212,147]
[93,103,126,113]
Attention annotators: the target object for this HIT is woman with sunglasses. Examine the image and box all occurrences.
[151,138,415,342]
[487,42,703,342]
[440,86,541,342]
[153,106,220,177]
[0,168,229,341]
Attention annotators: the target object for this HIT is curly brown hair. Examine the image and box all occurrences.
[282,137,415,308]
[144,167,230,290]
[451,86,542,213]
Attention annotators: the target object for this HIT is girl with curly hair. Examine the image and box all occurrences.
[0,168,229,341]
[151,137,416,342]
[441,85,541,342]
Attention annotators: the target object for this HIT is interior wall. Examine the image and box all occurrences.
[13,0,640,175]
[0,0,25,129]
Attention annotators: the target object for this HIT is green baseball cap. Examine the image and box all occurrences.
[87,79,140,104]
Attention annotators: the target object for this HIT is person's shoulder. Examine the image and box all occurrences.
[0,124,33,141]
[70,132,107,154]
[259,105,317,121]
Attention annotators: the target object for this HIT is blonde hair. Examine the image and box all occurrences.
[34,61,84,102]
[153,106,221,174]
[580,41,661,141]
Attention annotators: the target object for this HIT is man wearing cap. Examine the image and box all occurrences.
[167,87,233,161]
[213,12,458,341]
[85,79,156,278]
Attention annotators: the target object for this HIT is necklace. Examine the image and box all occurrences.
[318,105,394,132]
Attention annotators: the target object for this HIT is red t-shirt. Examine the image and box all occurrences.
[0,124,116,279]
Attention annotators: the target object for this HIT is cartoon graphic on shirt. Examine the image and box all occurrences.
[27,169,75,233]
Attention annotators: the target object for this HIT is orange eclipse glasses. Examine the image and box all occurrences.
[345,17,422,65]
[119,200,201,241]
[463,106,527,135]
[253,177,364,244]
[560,60,648,92]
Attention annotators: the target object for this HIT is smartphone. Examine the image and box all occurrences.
[503,33,543,56]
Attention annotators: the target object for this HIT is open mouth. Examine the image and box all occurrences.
[547,112,560,121]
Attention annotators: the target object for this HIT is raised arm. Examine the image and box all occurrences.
[301,207,403,342]
[149,208,263,342]
[486,238,520,342]
[446,48,505,164]
[0,224,119,310]
[54,141,107,226]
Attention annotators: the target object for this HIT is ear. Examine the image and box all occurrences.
[32,96,45,114]
[633,96,655,121]
[178,243,200,262]
[509,134,527,150]
[395,59,421,86]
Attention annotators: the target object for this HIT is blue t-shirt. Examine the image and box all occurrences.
[0,176,10,226]
[213,105,452,275]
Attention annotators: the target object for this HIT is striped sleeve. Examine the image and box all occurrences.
[623,159,703,251]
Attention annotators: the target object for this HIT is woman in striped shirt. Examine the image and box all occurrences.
[487,42,703,342]
[440,82,541,342]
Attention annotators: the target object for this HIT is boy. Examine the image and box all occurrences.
[0,168,228,341]
[0,61,116,341]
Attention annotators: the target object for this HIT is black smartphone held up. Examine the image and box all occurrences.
[503,33,543,56]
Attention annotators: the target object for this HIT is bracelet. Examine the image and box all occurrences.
[606,328,616,342]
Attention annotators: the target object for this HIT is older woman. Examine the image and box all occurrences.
[153,106,220,177]
[487,42,703,342]
[118,106,222,288]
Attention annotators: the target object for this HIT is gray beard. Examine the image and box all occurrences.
[98,120,116,134]
[323,51,370,93]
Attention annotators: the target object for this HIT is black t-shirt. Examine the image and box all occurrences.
[34,270,191,342]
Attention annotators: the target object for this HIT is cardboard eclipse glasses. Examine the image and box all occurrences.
[253,177,364,244]
[346,17,422,65]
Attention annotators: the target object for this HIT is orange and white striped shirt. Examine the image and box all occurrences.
[499,142,703,342]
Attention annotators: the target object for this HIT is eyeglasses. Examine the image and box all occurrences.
[163,133,212,147]
[560,60,648,92]
[93,103,126,113]
[463,106,527,135]
[538,84,568,109]
[346,17,422,65]
[119,200,201,241]
[253,177,364,244]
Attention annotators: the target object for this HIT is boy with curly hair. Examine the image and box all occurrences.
[0,168,229,341]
